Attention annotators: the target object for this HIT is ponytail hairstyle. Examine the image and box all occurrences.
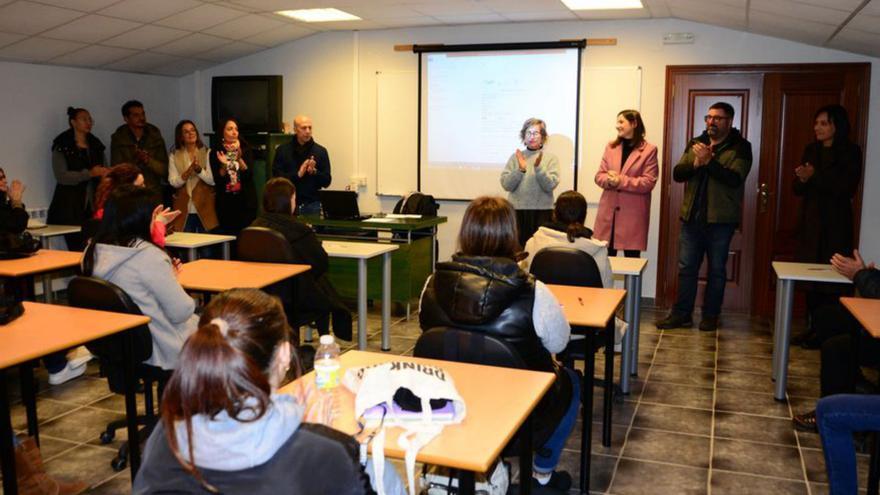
[93,163,141,214]
[82,185,160,276]
[553,191,590,243]
[161,288,295,492]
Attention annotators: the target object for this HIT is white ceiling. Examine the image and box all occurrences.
[0,0,876,76]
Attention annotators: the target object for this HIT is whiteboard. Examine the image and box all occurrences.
[376,71,418,196]
[374,66,642,200]
[577,66,642,202]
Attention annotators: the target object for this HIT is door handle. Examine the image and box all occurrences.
[758,183,771,213]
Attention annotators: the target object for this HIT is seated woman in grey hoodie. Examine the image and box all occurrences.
[81,185,197,371]
[133,288,403,494]
[522,190,613,288]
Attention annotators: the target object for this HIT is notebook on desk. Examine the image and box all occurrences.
[319,190,372,221]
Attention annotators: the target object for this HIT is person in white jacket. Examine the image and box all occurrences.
[81,184,197,371]
[522,190,614,289]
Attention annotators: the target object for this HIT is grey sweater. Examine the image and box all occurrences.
[90,240,197,370]
[499,148,560,210]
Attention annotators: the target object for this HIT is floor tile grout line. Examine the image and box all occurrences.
[708,324,722,494]
[788,380,814,495]
[711,466,815,483]
[605,324,662,494]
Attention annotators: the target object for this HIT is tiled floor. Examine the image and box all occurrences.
[0,305,869,494]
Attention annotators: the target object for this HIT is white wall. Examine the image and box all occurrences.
[182,18,880,298]
[0,61,179,214]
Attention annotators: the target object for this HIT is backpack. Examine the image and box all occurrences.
[393,192,439,217]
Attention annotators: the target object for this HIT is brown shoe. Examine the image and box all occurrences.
[17,437,88,495]
[793,410,818,433]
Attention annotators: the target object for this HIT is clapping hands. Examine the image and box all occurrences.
[152,205,182,226]
[831,250,875,281]
[795,163,815,183]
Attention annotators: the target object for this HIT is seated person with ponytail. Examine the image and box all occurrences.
[82,185,196,371]
[521,190,613,288]
[250,177,353,341]
[134,288,402,494]
[419,196,579,493]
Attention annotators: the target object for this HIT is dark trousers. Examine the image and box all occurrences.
[672,221,736,318]
[820,332,880,397]
[516,209,552,248]
[608,248,640,258]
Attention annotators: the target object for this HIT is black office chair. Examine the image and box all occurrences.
[237,227,323,345]
[530,246,618,445]
[67,276,170,472]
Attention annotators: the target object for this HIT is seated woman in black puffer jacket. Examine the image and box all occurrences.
[419,196,579,493]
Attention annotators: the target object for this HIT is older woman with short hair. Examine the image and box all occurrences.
[500,118,561,247]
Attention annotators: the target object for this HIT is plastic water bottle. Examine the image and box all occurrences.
[314,334,341,394]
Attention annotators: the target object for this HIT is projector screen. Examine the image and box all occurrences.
[419,46,582,200]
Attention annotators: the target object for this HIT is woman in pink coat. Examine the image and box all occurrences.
[593,110,658,258]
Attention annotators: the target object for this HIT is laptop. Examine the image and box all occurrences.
[319,190,372,221]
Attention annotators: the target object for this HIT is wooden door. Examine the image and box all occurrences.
[657,71,763,312]
[751,65,870,317]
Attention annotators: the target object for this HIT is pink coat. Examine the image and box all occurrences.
[593,141,658,251]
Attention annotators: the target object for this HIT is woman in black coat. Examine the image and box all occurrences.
[49,107,110,250]
[210,118,256,236]
[793,104,862,345]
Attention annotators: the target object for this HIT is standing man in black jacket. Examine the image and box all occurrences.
[273,115,332,215]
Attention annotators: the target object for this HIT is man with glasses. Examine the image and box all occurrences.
[656,102,753,332]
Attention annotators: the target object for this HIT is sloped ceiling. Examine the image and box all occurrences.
[0,0,875,76]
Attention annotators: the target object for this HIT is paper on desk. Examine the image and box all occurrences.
[385,214,422,219]
[362,217,398,223]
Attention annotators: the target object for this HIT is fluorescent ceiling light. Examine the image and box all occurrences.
[561,0,643,9]
[276,8,361,22]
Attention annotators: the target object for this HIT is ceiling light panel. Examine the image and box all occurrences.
[275,8,361,22]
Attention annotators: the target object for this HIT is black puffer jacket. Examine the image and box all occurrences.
[420,255,572,445]
[855,268,880,299]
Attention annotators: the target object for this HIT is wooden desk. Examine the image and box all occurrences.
[609,257,648,394]
[26,224,81,249]
[279,350,553,494]
[771,262,851,400]
[321,241,398,350]
[164,232,236,261]
[0,249,82,304]
[841,297,880,338]
[0,303,150,495]
[177,259,310,293]
[546,285,625,493]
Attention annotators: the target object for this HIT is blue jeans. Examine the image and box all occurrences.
[817,394,880,495]
[183,213,206,233]
[298,201,321,216]
[673,222,736,318]
[534,367,581,473]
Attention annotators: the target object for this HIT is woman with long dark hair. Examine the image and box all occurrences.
[168,120,217,234]
[210,118,256,236]
[82,185,196,371]
[593,109,658,258]
[792,104,863,348]
[49,107,110,250]
[523,190,613,288]
[419,196,578,493]
[133,288,384,494]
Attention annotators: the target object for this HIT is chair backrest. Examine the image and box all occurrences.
[237,227,295,263]
[414,327,527,369]
[67,276,153,392]
[530,246,603,288]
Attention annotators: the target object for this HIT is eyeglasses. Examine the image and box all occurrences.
[704,115,730,123]
[525,130,542,137]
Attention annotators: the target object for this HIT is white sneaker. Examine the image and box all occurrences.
[48,360,87,386]
[67,347,94,368]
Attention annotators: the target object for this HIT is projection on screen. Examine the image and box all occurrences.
[419,48,580,200]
